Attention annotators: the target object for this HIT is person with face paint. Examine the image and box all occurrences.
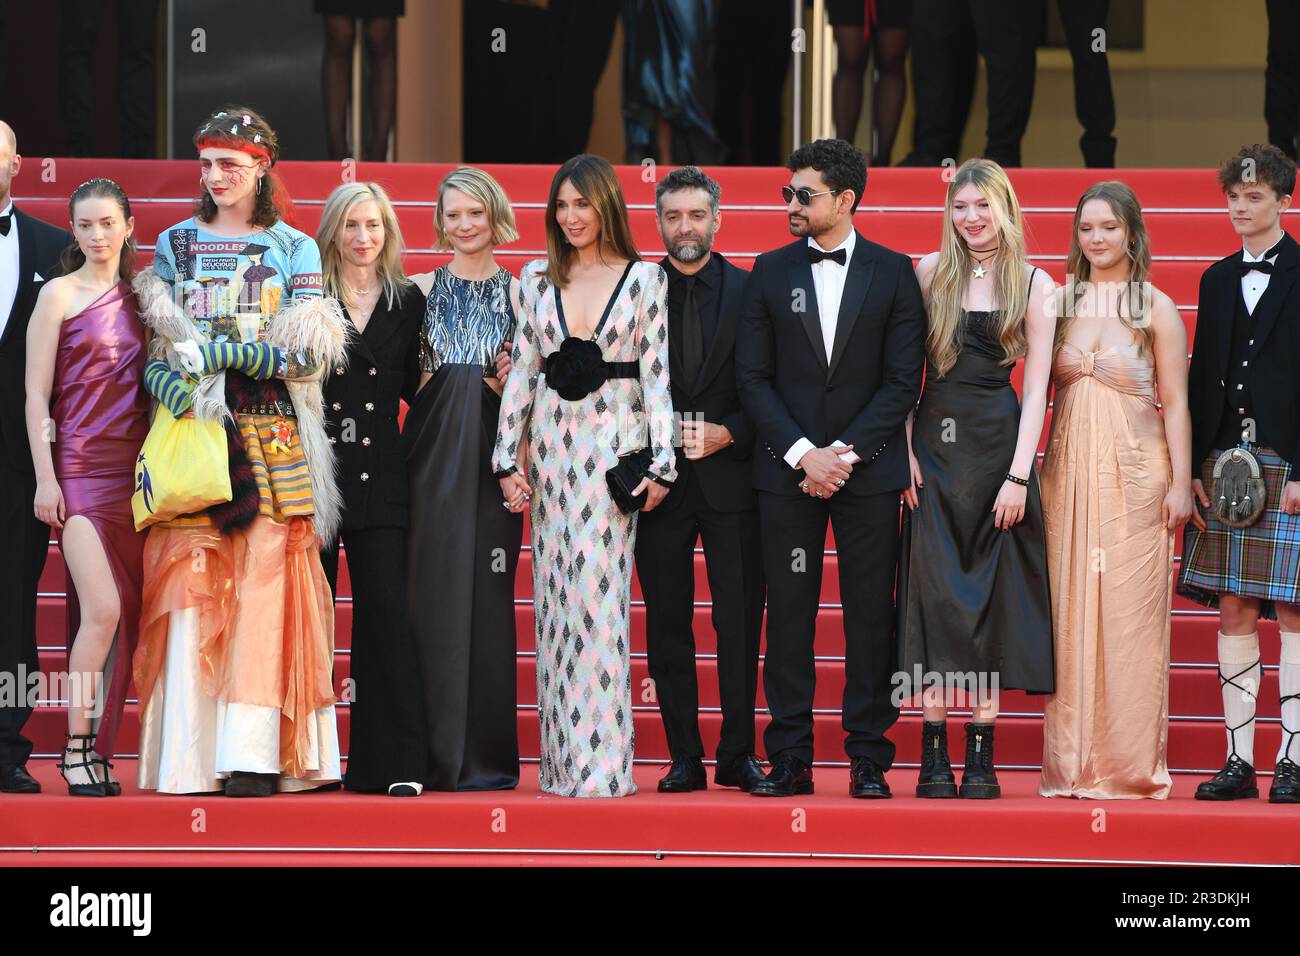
[132,105,349,798]
[24,178,148,796]
[899,158,1057,800]
[1038,182,1191,800]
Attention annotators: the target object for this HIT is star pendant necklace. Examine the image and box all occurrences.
[970,246,999,279]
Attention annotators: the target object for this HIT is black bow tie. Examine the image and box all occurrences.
[808,245,846,266]
[1237,239,1286,275]
[0,214,10,237]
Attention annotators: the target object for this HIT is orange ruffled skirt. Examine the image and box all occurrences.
[134,515,340,792]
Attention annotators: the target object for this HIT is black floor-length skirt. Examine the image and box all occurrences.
[405,364,523,790]
[897,348,1055,695]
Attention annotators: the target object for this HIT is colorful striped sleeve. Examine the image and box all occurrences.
[144,360,195,417]
[198,342,285,379]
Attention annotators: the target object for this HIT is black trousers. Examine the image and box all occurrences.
[321,525,427,791]
[905,0,1040,167]
[635,472,764,765]
[0,462,49,767]
[758,489,900,769]
[58,0,159,157]
[1267,0,1300,159]
[1058,0,1115,167]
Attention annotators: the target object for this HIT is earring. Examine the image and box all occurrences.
[256,177,262,195]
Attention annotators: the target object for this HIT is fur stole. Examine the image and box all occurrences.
[132,270,350,545]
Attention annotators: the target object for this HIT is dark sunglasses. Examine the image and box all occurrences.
[782,185,842,206]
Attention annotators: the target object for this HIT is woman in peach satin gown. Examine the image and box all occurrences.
[1038,182,1195,799]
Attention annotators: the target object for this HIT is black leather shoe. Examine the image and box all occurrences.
[751,754,813,797]
[224,771,278,797]
[849,757,892,798]
[657,758,707,793]
[959,722,1001,799]
[715,754,765,792]
[1269,757,1300,804]
[0,764,41,794]
[1195,755,1259,801]
[916,721,957,798]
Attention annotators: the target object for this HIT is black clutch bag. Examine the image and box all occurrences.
[606,448,654,514]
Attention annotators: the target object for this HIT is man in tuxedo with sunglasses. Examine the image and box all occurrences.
[736,138,925,797]
[0,121,73,794]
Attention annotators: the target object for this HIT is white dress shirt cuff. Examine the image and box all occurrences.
[831,439,861,464]
[785,437,816,470]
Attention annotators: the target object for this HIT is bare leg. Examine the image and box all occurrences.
[61,516,121,786]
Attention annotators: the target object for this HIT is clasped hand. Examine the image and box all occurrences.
[798,445,854,498]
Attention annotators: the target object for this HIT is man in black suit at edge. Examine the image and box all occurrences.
[0,120,74,794]
[635,166,766,793]
[736,138,925,798]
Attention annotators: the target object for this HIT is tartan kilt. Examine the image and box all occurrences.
[1178,445,1300,620]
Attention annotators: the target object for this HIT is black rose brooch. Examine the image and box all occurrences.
[544,336,607,400]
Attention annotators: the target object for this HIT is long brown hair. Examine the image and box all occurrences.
[192,105,294,228]
[544,154,639,287]
[1058,180,1155,355]
[59,178,137,281]
[925,159,1030,377]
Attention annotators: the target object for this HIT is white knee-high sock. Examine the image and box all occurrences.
[1218,631,1261,767]
[1277,631,1300,765]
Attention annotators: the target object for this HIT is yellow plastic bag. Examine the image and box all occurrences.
[131,406,232,530]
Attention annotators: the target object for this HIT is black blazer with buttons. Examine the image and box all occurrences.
[735,231,926,497]
[658,251,758,514]
[1188,230,1300,466]
[323,282,425,531]
[0,208,73,472]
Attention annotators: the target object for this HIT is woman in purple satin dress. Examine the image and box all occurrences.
[24,179,148,796]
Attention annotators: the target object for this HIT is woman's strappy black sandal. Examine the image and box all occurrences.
[58,733,110,797]
[91,751,122,796]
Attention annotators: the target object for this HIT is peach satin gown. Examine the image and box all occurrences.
[1039,343,1174,799]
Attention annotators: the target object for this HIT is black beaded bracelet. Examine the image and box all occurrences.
[1005,472,1029,487]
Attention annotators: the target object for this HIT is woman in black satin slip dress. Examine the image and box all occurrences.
[898,158,1057,800]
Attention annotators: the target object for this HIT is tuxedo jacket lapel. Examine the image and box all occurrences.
[4,209,38,349]
[1246,233,1298,361]
[827,233,874,381]
[785,244,828,372]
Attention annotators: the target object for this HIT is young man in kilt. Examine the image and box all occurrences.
[1181,143,1300,803]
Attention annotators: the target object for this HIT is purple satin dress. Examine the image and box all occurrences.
[50,278,149,758]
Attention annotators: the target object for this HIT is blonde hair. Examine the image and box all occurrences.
[1058,180,1155,356]
[544,154,640,287]
[925,158,1030,377]
[434,166,519,251]
[316,182,412,310]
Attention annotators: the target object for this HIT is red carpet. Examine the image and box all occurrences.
[3,760,1297,867]
[9,160,1297,866]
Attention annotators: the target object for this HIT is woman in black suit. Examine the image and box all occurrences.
[316,181,427,796]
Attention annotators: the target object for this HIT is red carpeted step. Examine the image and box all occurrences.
[5,759,1296,866]
[30,646,1283,721]
[35,594,1232,662]
[10,159,1247,206]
